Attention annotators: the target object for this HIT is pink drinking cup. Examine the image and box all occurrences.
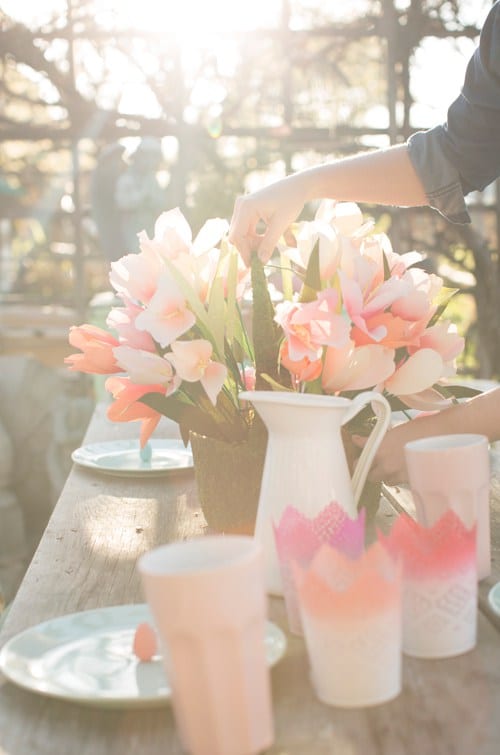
[138,536,273,755]
[404,433,490,579]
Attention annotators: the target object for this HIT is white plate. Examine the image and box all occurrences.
[487,582,500,617]
[71,439,193,477]
[0,604,287,708]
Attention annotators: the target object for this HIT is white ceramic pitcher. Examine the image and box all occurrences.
[239,390,391,594]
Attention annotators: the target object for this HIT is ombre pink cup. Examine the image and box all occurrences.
[404,433,490,579]
[139,536,273,755]
[295,543,402,707]
[386,511,477,658]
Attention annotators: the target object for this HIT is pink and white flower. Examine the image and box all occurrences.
[65,324,120,374]
[275,290,350,363]
[113,346,181,393]
[135,273,196,348]
[67,200,466,448]
[384,349,445,396]
[169,339,227,405]
[107,300,156,352]
[105,376,166,448]
[109,249,162,305]
[322,341,396,393]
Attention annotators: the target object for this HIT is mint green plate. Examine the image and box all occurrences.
[0,604,287,708]
[71,439,193,477]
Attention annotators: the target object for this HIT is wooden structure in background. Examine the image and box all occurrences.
[0,0,499,374]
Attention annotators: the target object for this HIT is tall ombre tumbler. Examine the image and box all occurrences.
[139,536,273,755]
[404,433,490,580]
[295,542,402,707]
[385,511,477,659]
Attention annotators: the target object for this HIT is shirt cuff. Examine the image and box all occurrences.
[407,128,471,224]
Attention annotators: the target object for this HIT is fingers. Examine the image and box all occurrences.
[229,185,300,266]
[351,434,407,485]
[228,196,262,266]
[229,194,289,266]
[256,213,288,264]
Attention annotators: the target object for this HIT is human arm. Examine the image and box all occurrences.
[353,387,500,485]
[407,0,500,224]
[228,144,427,265]
[229,2,500,265]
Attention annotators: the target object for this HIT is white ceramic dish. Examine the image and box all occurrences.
[0,604,287,708]
[71,439,193,477]
[487,582,500,617]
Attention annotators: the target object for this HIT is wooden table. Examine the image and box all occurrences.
[1,404,500,755]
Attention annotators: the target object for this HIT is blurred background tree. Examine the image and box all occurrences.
[0,0,498,376]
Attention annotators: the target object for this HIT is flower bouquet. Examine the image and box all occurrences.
[66,201,473,528]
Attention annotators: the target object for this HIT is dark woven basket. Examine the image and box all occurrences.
[190,422,268,535]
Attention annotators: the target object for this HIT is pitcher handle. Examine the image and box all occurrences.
[341,391,392,509]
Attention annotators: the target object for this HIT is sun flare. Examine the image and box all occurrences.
[101,0,281,49]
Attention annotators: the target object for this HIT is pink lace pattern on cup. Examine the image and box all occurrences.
[273,503,365,634]
[383,510,477,658]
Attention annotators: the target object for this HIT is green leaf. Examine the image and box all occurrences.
[141,392,239,442]
[288,259,307,280]
[235,302,254,362]
[300,240,321,303]
[382,251,391,281]
[427,286,459,327]
[207,273,225,358]
[279,251,294,301]
[162,257,212,336]
[224,339,245,387]
[260,373,294,392]
[225,248,239,346]
[251,254,283,390]
[433,383,482,401]
[303,377,323,394]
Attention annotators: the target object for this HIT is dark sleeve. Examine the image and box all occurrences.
[407,0,500,224]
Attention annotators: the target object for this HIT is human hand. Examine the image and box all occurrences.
[228,174,308,266]
[352,418,435,485]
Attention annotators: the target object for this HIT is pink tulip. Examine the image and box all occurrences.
[135,272,196,348]
[110,251,163,304]
[275,290,350,363]
[65,324,120,374]
[412,322,464,366]
[192,217,230,256]
[352,311,426,349]
[386,249,424,278]
[280,342,323,383]
[396,388,455,412]
[240,365,256,391]
[145,207,193,259]
[384,349,444,396]
[346,237,386,291]
[107,301,156,352]
[390,289,432,321]
[138,208,228,263]
[286,220,340,281]
[113,346,181,393]
[169,339,227,405]
[105,376,166,448]
[322,341,395,393]
[138,210,231,305]
[315,200,365,237]
[359,237,423,282]
[340,271,416,343]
